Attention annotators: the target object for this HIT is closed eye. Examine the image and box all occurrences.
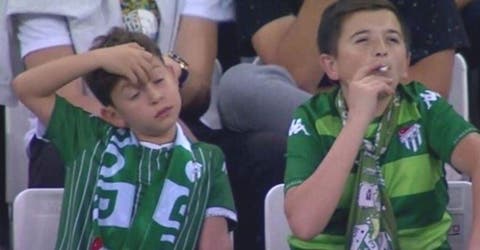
[354,38,368,44]
[129,91,140,100]
[387,37,400,44]
[153,78,164,85]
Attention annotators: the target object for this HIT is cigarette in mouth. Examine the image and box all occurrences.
[378,65,389,72]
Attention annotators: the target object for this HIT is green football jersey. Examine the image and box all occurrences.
[285,82,477,250]
[45,97,236,250]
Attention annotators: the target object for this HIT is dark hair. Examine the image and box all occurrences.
[317,0,410,55]
[84,27,163,106]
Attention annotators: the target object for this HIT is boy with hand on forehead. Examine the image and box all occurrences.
[13,27,236,250]
[284,0,480,249]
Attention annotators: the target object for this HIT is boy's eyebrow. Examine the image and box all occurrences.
[350,29,402,39]
[119,82,139,92]
[350,30,369,39]
[385,29,402,36]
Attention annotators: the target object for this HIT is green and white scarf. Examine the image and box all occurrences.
[121,0,160,40]
[335,90,401,250]
[91,123,209,250]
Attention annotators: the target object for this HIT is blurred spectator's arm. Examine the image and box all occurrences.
[406,49,455,97]
[175,15,217,119]
[455,0,473,9]
[176,0,234,119]
[252,0,336,94]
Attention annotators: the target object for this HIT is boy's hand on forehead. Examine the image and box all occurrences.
[93,42,154,85]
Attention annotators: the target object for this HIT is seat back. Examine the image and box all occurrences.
[13,188,64,250]
[445,53,469,181]
[265,181,472,250]
[447,181,472,250]
[5,104,30,203]
[264,184,291,250]
[448,53,469,120]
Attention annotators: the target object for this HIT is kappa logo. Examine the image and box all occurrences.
[398,124,422,152]
[288,118,310,136]
[420,90,441,109]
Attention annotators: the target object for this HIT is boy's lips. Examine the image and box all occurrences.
[378,65,389,72]
[370,64,390,76]
[155,106,173,118]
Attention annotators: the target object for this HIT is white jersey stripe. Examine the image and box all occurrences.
[70,150,87,250]
[76,141,102,247]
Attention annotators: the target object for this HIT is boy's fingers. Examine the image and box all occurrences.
[372,81,395,97]
[126,72,138,85]
[133,64,150,84]
[142,51,153,60]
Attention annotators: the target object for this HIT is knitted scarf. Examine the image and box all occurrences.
[91,124,208,250]
[335,90,401,250]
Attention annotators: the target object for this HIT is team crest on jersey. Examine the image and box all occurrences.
[288,118,310,136]
[398,124,422,152]
[185,161,203,182]
[420,90,441,109]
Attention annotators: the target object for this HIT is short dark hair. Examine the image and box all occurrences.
[317,0,410,55]
[84,27,163,106]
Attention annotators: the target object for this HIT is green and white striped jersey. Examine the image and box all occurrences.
[285,82,477,250]
[45,97,236,250]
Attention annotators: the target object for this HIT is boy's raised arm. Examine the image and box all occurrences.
[23,45,104,117]
[12,43,153,126]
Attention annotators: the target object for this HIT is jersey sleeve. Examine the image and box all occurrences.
[415,83,478,164]
[204,144,237,229]
[44,96,108,166]
[284,105,326,191]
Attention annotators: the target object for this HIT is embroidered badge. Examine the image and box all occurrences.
[420,90,441,109]
[398,124,422,152]
[185,161,203,182]
[288,118,310,136]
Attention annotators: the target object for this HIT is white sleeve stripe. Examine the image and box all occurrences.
[205,207,237,222]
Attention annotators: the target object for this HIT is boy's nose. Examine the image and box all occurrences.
[146,84,163,103]
[373,39,388,57]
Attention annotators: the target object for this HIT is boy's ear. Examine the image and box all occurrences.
[100,106,127,128]
[319,54,340,81]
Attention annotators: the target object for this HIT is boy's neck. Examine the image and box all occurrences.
[134,125,177,146]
